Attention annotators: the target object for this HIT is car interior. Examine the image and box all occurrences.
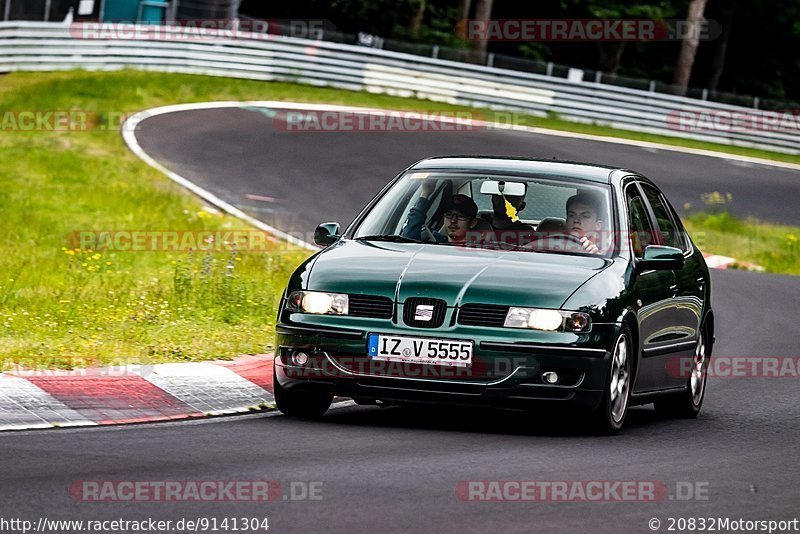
[421,177,574,237]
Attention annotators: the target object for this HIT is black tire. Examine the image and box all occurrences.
[273,366,333,418]
[654,323,710,419]
[588,325,633,435]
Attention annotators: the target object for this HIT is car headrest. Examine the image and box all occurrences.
[537,217,567,232]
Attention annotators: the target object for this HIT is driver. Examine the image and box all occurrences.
[566,192,607,254]
[401,181,479,244]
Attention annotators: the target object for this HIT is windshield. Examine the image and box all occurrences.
[353,171,615,258]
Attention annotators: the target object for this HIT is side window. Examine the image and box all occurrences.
[663,197,690,252]
[640,184,683,250]
[626,184,656,259]
[667,203,690,251]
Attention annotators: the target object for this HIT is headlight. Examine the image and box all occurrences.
[287,291,349,315]
[503,307,591,332]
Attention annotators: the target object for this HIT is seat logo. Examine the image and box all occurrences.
[414,304,434,322]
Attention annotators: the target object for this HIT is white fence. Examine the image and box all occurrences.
[1,21,797,154]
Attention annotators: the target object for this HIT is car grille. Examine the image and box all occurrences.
[403,297,447,328]
[457,304,509,327]
[348,294,393,319]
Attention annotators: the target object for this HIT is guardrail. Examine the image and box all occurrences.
[1,21,797,154]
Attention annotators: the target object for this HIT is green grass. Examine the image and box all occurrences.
[0,71,329,369]
[0,69,798,369]
[683,210,800,275]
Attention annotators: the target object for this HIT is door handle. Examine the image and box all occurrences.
[669,284,679,296]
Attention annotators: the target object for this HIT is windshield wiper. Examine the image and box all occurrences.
[354,234,425,244]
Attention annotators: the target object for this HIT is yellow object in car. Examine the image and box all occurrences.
[503,195,519,222]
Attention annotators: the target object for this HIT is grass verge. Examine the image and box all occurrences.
[684,211,800,275]
[0,70,797,368]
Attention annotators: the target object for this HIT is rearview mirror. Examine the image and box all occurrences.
[314,222,341,247]
[636,245,685,271]
[480,180,526,197]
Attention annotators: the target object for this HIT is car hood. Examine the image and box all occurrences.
[306,240,612,309]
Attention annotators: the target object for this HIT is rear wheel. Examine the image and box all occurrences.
[273,366,333,418]
[654,325,709,419]
[588,326,632,435]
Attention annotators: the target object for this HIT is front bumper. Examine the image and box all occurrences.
[275,318,620,411]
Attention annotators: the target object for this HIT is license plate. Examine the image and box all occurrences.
[367,333,473,367]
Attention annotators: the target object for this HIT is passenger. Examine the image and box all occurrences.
[566,193,607,254]
[489,185,535,247]
[402,181,479,244]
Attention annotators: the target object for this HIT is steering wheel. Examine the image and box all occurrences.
[420,224,437,243]
[527,232,586,252]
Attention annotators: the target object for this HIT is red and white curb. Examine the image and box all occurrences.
[0,355,274,431]
[702,252,764,271]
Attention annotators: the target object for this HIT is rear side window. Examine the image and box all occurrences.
[640,184,684,251]
[625,184,656,259]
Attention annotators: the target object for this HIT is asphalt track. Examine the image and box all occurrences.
[2,105,799,534]
[134,106,800,234]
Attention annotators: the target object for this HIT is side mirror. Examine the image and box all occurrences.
[636,245,685,271]
[314,222,341,247]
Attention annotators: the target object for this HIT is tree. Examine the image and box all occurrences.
[457,0,471,21]
[472,0,494,60]
[673,0,709,94]
[558,0,674,77]
[707,1,736,92]
[596,42,627,75]
[455,0,471,39]
[408,0,426,39]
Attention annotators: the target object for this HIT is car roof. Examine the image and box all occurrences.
[409,156,625,184]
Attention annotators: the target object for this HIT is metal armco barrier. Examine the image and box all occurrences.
[1,21,798,154]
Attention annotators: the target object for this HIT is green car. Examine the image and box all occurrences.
[274,157,713,434]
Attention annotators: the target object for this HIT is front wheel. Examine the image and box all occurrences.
[654,325,709,419]
[273,366,333,418]
[588,326,633,435]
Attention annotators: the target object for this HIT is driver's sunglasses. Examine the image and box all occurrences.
[443,210,469,222]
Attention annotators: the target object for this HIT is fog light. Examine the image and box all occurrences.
[292,351,309,366]
[542,371,559,384]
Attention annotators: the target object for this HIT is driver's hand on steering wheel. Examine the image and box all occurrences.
[579,236,600,254]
